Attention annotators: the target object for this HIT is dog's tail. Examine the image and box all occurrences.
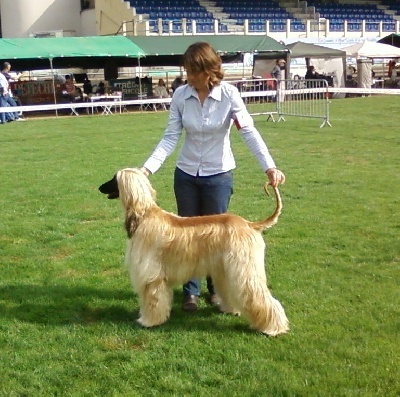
[249,183,282,231]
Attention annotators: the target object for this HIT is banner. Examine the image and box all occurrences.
[109,78,153,99]
[10,80,65,105]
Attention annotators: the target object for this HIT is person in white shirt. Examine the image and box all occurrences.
[140,42,285,312]
[154,79,170,98]
[0,62,24,121]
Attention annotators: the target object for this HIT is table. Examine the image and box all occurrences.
[89,95,122,115]
[373,79,385,89]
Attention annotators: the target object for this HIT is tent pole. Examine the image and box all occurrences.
[50,58,58,117]
[138,56,142,102]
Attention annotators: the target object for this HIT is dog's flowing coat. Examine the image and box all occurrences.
[99,168,289,336]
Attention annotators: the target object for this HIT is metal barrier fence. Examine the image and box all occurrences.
[230,78,332,128]
[229,78,279,122]
[277,79,332,128]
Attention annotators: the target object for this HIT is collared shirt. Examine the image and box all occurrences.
[143,81,277,176]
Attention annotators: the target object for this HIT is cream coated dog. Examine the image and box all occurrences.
[99,168,289,336]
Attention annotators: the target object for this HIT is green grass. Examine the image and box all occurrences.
[0,96,399,396]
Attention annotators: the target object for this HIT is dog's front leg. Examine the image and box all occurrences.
[136,277,173,328]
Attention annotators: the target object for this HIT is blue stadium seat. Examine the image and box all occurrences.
[366,23,379,32]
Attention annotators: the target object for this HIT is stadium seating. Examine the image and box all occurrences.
[130,0,398,35]
[308,2,396,23]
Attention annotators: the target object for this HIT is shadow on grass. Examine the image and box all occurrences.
[0,284,134,325]
[0,284,251,334]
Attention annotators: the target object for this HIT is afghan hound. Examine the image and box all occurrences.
[99,168,289,336]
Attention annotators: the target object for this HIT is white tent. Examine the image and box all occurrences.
[341,41,400,89]
[285,41,347,89]
[341,41,400,58]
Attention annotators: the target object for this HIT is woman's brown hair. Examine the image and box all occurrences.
[183,42,224,87]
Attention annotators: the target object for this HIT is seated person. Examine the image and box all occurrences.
[83,77,93,96]
[63,75,81,102]
[171,77,184,93]
[96,81,106,95]
[305,65,322,80]
[346,65,356,80]
[154,79,170,98]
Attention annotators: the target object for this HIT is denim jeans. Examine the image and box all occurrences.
[0,96,8,124]
[3,94,19,120]
[174,167,233,297]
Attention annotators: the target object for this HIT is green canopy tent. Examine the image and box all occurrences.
[0,35,145,70]
[378,34,400,48]
[126,34,288,66]
[0,35,145,112]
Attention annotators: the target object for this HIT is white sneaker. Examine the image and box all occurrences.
[16,118,25,121]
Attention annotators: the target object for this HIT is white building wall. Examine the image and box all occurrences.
[81,8,97,37]
[0,0,82,38]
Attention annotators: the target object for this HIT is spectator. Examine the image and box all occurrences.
[305,65,322,80]
[97,81,106,95]
[171,77,184,93]
[139,42,285,312]
[83,76,93,96]
[63,75,79,102]
[0,62,24,122]
[0,87,8,124]
[271,59,286,80]
[271,59,286,102]
[2,61,23,111]
[388,60,396,79]
[2,62,13,82]
[154,78,170,98]
[346,64,356,80]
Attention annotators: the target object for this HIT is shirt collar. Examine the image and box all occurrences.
[183,83,222,101]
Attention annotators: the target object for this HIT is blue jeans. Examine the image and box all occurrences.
[3,94,19,120]
[0,96,8,124]
[174,167,233,297]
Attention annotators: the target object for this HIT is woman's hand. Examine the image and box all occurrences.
[266,168,286,187]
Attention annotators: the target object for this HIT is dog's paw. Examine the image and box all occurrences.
[219,303,241,316]
[137,317,152,328]
[136,317,166,328]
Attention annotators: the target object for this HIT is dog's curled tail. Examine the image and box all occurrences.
[250,183,282,232]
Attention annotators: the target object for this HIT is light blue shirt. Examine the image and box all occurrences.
[143,81,277,176]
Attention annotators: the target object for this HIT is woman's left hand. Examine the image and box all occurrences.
[266,168,286,187]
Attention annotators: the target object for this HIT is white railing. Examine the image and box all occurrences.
[3,84,400,122]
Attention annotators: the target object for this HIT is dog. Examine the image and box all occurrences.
[99,168,289,336]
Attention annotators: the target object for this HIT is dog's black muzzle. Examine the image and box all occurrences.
[99,174,119,199]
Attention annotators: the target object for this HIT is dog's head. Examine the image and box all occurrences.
[98,174,119,199]
[99,168,156,208]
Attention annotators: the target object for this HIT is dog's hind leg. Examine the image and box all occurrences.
[240,280,289,337]
[136,277,173,328]
[211,275,241,316]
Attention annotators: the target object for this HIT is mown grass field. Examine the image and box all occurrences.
[0,96,399,396]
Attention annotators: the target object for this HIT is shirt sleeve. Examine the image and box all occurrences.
[230,86,276,171]
[142,92,183,174]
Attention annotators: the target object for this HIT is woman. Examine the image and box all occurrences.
[154,78,170,98]
[140,42,285,312]
[271,59,286,80]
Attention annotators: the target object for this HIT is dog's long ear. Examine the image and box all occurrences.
[98,174,119,199]
[117,168,156,212]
